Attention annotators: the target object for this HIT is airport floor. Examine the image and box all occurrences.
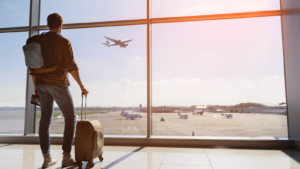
[0,144,300,169]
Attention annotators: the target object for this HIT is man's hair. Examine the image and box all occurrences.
[47,13,63,29]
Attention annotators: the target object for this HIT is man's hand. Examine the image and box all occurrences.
[81,87,89,96]
[35,91,39,96]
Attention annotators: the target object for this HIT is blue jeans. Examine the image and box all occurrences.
[38,84,76,155]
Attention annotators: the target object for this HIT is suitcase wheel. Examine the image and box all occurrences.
[99,155,104,162]
[88,160,94,167]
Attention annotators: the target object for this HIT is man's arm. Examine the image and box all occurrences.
[70,70,89,96]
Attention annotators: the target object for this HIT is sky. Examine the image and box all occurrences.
[0,0,285,107]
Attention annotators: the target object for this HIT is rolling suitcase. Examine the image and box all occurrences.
[75,94,104,168]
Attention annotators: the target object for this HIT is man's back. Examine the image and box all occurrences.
[28,31,78,86]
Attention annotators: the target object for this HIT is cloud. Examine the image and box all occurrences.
[243,79,250,83]
[173,78,190,84]
[260,76,283,89]
[207,79,215,83]
[135,56,141,60]
[173,78,204,84]
[154,79,171,85]
[112,83,120,87]
[112,80,146,87]
[217,78,225,83]
[191,78,204,83]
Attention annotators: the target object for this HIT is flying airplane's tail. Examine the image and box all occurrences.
[102,43,110,47]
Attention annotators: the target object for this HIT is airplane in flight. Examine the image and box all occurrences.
[103,36,132,48]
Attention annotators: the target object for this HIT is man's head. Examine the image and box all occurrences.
[47,13,63,34]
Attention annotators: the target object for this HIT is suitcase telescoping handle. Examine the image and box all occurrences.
[81,93,87,120]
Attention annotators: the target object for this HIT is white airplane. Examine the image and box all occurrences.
[121,111,129,117]
[55,115,64,120]
[193,110,204,115]
[125,114,143,120]
[101,111,109,114]
[178,113,189,119]
[221,113,233,119]
[103,36,132,48]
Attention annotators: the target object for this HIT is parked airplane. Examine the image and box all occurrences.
[193,110,204,115]
[178,113,189,119]
[125,114,143,120]
[101,111,109,114]
[103,36,132,48]
[221,113,233,119]
[55,115,64,120]
[121,110,129,117]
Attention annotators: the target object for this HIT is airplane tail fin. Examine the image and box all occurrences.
[102,43,110,47]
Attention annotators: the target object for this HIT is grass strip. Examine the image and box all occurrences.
[35,111,106,118]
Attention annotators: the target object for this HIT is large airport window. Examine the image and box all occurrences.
[0,32,28,134]
[40,0,146,25]
[0,0,30,28]
[35,25,147,136]
[152,16,288,139]
[152,0,280,18]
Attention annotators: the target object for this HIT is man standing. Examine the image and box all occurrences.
[29,13,88,168]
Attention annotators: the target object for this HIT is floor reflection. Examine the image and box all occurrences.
[0,144,300,169]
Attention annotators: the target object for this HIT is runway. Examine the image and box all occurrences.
[36,111,288,138]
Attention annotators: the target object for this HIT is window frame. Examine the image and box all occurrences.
[0,0,287,140]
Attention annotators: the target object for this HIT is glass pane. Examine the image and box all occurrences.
[40,0,146,25]
[0,0,30,28]
[35,25,147,136]
[152,0,280,18]
[0,32,28,134]
[152,16,287,139]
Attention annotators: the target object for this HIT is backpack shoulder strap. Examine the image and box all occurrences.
[26,35,41,45]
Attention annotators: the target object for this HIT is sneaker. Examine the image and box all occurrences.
[62,153,77,167]
[42,154,57,168]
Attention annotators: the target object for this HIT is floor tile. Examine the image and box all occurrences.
[250,156,300,169]
[1,160,34,169]
[103,147,165,169]
[0,149,24,160]
[208,155,257,169]
[166,148,206,154]
[2,144,300,169]
[162,153,210,166]
[160,165,213,169]
[205,148,247,156]
[0,159,25,168]
[243,149,292,157]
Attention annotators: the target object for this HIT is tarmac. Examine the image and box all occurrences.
[36,111,288,138]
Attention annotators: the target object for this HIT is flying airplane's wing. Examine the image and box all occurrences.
[102,43,117,47]
[121,39,132,43]
[105,36,118,43]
